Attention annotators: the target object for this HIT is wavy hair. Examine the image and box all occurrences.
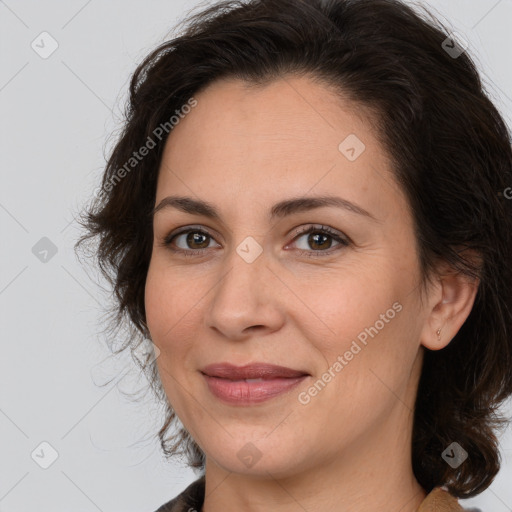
[75,0,512,498]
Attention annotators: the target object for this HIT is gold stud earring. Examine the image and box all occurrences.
[436,328,441,340]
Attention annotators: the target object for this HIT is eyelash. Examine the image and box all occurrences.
[161,224,350,259]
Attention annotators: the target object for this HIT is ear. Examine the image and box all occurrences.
[420,258,480,351]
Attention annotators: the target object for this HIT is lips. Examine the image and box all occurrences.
[200,362,309,380]
[200,362,310,405]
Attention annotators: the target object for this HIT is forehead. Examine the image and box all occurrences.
[156,75,402,219]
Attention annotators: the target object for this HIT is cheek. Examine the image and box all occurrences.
[291,264,399,350]
[145,260,197,341]
[300,301,418,429]
[294,261,420,393]
[144,264,199,408]
[144,260,211,392]
[144,267,170,340]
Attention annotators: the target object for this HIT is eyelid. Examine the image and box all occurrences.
[288,224,349,243]
[162,225,220,247]
[285,224,350,254]
[161,223,350,255]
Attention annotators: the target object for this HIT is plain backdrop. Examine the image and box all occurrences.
[1,1,511,511]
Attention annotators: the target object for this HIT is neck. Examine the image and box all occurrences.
[202,401,427,512]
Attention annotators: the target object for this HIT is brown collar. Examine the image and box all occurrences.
[416,487,466,511]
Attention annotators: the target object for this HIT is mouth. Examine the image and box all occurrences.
[200,362,310,405]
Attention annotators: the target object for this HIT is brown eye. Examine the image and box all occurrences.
[183,231,211,249]
[290,225,350,257]
[305,232,332,250]
[163,228,220,254]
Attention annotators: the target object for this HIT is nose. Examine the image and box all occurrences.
[203,245,286,341]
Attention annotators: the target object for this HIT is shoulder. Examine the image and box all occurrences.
[153,475,205,512]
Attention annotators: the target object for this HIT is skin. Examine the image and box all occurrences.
[144,75,479,512]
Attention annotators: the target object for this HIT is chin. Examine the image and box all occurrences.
[204,433,310,478]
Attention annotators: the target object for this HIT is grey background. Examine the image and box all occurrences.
[1,1,511,511]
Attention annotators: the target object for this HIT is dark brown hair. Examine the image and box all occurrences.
[75,0,512,498]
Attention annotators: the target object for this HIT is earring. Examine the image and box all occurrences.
[436,328,441,340]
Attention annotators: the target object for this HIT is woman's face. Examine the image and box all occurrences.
[145,75,430,477]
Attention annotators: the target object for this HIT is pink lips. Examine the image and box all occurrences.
[200,362,309,405]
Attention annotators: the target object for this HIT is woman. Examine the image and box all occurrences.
[76,0,512,510]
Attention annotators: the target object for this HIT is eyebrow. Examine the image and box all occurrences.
[152,195,378,222]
